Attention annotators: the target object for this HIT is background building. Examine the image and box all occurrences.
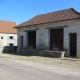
[0,20,17,52]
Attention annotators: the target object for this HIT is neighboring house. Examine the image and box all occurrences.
[0,20,17,52]
[15,8,80,58]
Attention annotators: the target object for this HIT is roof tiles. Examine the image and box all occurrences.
[0,20,17,34]
[15,8,80,28]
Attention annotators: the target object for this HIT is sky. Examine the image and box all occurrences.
[0,0,80,25]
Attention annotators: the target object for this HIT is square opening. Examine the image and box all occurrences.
[1,36,3,39]
[9,43,13,46]
[10,36,13,39]
[50,28,63,50]
[28,31,36,49]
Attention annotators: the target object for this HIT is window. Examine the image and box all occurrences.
[9,43,13,46]
[8,36,14,40]
[10,36,13,39]
[1,36,3,39]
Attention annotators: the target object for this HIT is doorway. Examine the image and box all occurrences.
[69,33,77,57]
[50,29,63,50]
[28,31,36,49]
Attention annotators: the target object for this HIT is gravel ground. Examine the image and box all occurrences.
[0,58,80,80]
[0,53,80,70]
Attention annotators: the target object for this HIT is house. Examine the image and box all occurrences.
[0,20,17,52]
[15,8,80,58]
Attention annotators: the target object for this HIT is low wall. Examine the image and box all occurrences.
[3,46,17,53]
[20,49,65,58]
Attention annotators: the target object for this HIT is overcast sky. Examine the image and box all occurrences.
[0,0,80,24]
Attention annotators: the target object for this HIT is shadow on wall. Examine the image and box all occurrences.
[2,46,17,53]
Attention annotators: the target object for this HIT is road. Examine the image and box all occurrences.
[0,58,80,80]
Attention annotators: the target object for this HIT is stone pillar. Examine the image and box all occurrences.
[23,31,28,48]
[77,33,80,58]
[17,31,28,52]
[45,29,50,49]
[63,28,69,56]
[36,29,50,49]
[36,30,39,49]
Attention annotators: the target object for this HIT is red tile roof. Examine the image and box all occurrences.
[15,8,80,28]
[0,20,17,34]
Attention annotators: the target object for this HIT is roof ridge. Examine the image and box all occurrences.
[15,8,80,28]
[37,8,74,16]
[16,8,79,27]
[71,8,80,15]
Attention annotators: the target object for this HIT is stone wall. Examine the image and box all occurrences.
[17,19,80,58]
[20,49,65,58]
[3,46,17,53]
[64,22,80,58]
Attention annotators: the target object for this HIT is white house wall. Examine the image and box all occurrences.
[0,33,17,53]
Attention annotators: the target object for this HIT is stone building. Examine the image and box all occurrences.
[15,8,80,58]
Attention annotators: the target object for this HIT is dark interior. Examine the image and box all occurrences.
[69,33,77,57]
[28,31,36,49]
[9,43,13,46]
[50,28,63,50]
